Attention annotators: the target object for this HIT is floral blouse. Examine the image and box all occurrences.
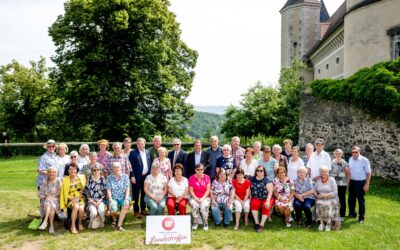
[211,180,233,203]
[97,151,111,167]
[294,178,315,200]
[251,177,271,200]
[85,176,106,202]
[39,179,61,201]
[152,158,171,179]
[145,174,167,198]
[216,156,236,176]
[330,159,349,186]
[273,177,295,201]
[106,174,130,200]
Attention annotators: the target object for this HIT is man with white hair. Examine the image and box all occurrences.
[167,138,187,169]
[306,139,331,181]
[205,135,222,181]
[348,146,371,224]
[231,136,245,169]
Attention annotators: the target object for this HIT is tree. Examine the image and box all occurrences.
[49,0,198,140]
[0,58,60,141]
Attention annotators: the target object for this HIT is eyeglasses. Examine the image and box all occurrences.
[351,151,359,154]
[222,149,229,151]
[256,169,264,172]
[92,169,100,172]
[196,169,204,171]
[47,145,55,148]
[173,144,180,146]
[70,156,77,158]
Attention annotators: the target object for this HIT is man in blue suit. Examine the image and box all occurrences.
[168,138,187,171]
[129,137,151,218]
[185,139,209,178]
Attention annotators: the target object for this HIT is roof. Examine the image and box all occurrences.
[320,0,330,22]
[303,1,347,60]
[280,0,305,12]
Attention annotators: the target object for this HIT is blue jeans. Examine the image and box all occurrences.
[294,198,315,225]
[211,202,232,225]
[144,196,166,215]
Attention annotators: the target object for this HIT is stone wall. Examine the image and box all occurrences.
[299,93,400,179]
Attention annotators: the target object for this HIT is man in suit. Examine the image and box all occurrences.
[129,137,152,218]
[168,138,187,170]
[185,139,209,178]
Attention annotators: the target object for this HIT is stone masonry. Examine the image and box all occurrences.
[299,93,400,179]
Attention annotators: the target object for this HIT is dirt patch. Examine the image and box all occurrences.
[20,240,45,250]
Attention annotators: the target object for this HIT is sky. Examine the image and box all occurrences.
[0,0,343,106]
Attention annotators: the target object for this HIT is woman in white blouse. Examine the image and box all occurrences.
[239,148,258,179]
[287,146,305,180]
[166,163,189,215]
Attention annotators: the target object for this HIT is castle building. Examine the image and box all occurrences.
[280,0,400,82]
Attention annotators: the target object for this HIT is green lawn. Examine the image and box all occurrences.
[0,156,399,250]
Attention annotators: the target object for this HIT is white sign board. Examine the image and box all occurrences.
[145,215,191,245]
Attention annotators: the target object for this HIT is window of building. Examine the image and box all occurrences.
[387,26,400,60]
[395,41,400,59]
[336,57,340,64]
[318,69,321,74]
[326,64,329,70]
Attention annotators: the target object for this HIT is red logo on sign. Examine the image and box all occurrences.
[162,217,175,231]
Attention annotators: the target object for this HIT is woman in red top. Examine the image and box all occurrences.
[232,169,251,230]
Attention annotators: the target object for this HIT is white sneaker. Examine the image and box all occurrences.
[286,223,291,228]
[49,226,55,234]
[192,224,198,230]
[325,223,331,231]
[203,224,209,231]
[318,223,325,231]
[39,222,48,230]
[339,217,344,222]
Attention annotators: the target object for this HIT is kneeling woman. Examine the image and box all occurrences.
[273,166,295,227]
[38,166,61,234]
[144,162,168,215]
[250,166,274,232]
[314,165,340,231]
[167,164,189,215]
[60,163,86,234]
[210,169,235,227]
[105,162,131,231]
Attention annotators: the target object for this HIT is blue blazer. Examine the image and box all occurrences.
[167,149,187,169]
[129,149,151,183]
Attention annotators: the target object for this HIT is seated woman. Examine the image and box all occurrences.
[167,163,189,215]
[84,164,106,229]
[82,151,103,179]
[273,166,295,227]
[105,162,131,231]
[144,162,168,215]
[38,166,61,234]
[232,169,251,230]
[60,163,86,234]
[210,169,235,227]
[314,165,340,231]
[250,166,274,232]
[293,166,315,228]
[189,163,211,231]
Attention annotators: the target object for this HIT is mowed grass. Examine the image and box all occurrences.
[0,156,399,250]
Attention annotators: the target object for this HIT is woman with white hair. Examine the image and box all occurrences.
[78,144,90,166]
[314,165,340,231]
[331,148,350,221]
[293,166,315,228]
[152,147,172,179]
[144,162,168,215]
[272,144,288,170]
[216,144,236,181]
[38,166,61,233]
[252,141,263,161]
[37,140,57,190]
[63,151,83,176]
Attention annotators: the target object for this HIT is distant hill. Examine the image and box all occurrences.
[186,111,225,139]
[194,106,228,115]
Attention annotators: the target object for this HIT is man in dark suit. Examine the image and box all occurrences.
[168,138,187,170]
[129,137,152,218]
[185,139,209,178]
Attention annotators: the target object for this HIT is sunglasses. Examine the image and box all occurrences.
[70,156,77,158]
[351,151,359,154]
[196,168,204,171]
[92,169,100,172]
[256,169,264,172]
[47,145,56,148]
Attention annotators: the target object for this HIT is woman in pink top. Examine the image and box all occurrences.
[189,163,211,231]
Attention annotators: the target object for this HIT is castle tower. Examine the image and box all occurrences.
[280,0,329,67]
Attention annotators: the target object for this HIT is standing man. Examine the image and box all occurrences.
[1,132,11,158]
[168,138,187,169]
[348,146,371,224]
[205,135,222,181]
[106,142,132,178]
[185,139,209,178]
[306,138,331,181]
[149,135,162,162]
[231,136,245,169]
[129,138,152,218]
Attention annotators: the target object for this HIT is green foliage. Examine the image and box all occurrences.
[221,58,306,141]
[185,111,224,139]
[48,0,198,140]
[311,58,400,124]
[0,58,61,142]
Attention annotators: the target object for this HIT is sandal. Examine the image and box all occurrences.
[112,220,117,227]
[116,226,125,231]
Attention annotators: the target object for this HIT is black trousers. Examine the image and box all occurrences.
[132,177,146,213]
[348,180,366,220]
[338,185,347,217]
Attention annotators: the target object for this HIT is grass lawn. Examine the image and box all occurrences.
[0,156,399,250]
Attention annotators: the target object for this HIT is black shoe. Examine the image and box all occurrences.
[349,213,357,218]
[254,223,259,230]
[223,224,229,228]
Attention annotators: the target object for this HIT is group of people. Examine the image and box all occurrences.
[37,136,371,234]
